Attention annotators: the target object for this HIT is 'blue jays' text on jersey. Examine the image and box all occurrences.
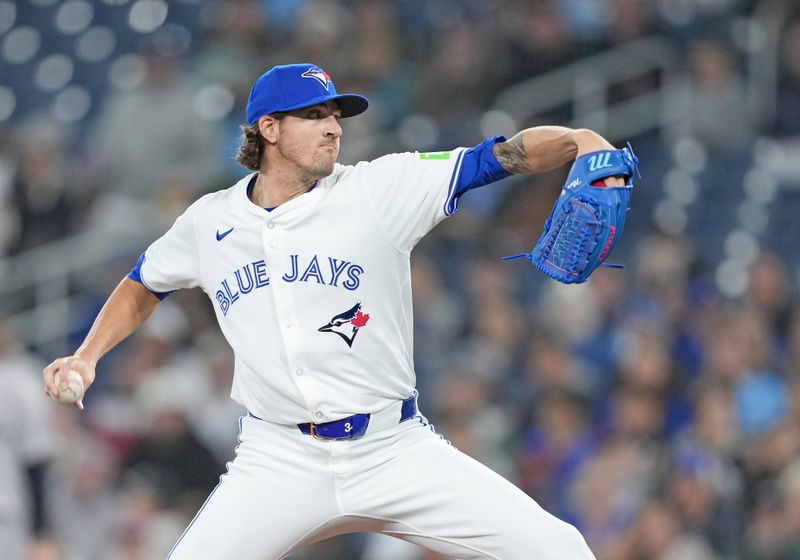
[128,137,510,424]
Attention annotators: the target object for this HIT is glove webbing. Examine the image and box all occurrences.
[502,189,624,272]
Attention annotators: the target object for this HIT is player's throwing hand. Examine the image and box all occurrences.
[43,356,95,410]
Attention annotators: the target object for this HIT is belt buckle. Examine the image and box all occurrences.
[309,422,341,441]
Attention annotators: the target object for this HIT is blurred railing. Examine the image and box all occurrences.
[0,219,160,355]
[492,35,682,140]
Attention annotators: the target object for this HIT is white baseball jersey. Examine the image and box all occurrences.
[131,138,509,425]
[146,137,599,560]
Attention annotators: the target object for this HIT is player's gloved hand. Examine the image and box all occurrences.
[504,143,639,284]
[43,355,95,410]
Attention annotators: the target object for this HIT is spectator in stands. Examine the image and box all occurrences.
[409,254,464,404]
[745,252,793,341]
[0,318,56,559]
[623,498,719,560]
[773,18,800,137]
[0,126,18,257]
[516,389,597,520]
[88,48,223,206]
[686,40,756,154]
[49,443,119,559]
[7,123,75,254]
[416,21,501,141]
[670,381,745,556]
[568,435,658,558]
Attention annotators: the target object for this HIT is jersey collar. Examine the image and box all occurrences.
[237,172,326,218]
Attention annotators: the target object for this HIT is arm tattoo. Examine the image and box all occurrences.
[493,134,534,174]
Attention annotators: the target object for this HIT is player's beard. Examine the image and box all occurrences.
[277,136,338,182]
[312,143,338,177]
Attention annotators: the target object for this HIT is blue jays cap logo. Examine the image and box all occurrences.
[301,66,332,89]
[318,303,370,348]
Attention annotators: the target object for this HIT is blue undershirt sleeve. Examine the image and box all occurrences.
[127,252,172,300]
[454,135,513,196]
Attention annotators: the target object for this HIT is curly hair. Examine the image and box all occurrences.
[235,113,287,171]
[235,123,265,171]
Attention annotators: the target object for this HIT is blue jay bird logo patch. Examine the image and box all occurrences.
[318,303,370,348]
[301,66,332,89]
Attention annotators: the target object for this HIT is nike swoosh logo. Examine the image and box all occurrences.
[216,227,234,241]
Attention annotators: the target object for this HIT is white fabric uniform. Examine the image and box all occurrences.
[137,149,595,559]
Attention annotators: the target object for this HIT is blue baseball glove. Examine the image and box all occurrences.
[503,144,639,284]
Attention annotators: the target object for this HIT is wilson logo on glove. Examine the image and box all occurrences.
[503,143,639,284]
[587,152,613,171]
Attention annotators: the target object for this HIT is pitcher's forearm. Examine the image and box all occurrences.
[493,127,615,174]
[75,277,161,365]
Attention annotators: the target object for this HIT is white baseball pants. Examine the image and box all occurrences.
[166,403,596,560]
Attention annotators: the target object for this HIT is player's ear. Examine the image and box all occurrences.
[258,115,279,144]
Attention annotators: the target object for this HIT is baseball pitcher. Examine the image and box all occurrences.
[44,63,638,559]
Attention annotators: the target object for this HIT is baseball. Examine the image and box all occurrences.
[54,369,84,404]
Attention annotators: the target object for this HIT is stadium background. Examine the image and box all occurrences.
[2,0,800,558]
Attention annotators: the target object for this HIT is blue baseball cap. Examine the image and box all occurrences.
[245,63,369,126]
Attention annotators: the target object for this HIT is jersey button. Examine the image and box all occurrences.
[267,222,275,229]
[269,241,277,249]
[295,368,304,376]
[315,411,323,420]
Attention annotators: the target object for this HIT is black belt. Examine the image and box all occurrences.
[297,395,417,441]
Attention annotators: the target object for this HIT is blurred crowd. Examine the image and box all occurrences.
[3,0,800,559]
